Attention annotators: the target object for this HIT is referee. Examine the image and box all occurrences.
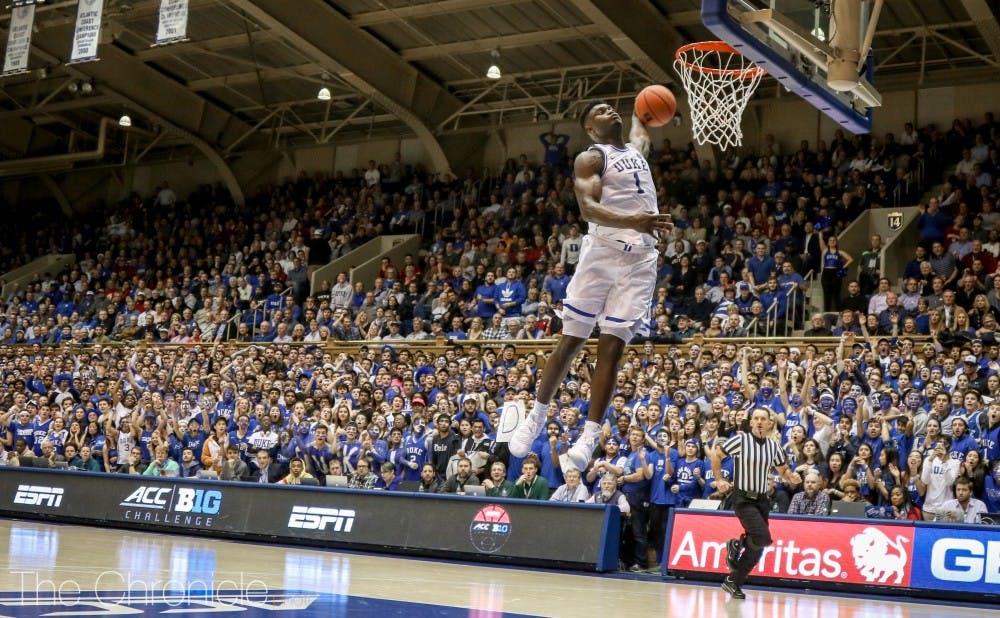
[709,407,801,600]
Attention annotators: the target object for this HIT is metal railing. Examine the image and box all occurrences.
[891,157,927,207]
[259,286,294,337]
[765,298,779,338]
[782,285,797,337]
[217,311,242,342]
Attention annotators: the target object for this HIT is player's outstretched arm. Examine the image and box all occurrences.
[573,150,671,235]
[629,113,651,158]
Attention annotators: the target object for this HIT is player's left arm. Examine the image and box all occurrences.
[628,113,651,158]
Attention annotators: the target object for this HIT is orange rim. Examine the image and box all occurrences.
[675,41,767,79]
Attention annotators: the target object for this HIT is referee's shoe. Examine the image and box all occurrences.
[721,576,746,600]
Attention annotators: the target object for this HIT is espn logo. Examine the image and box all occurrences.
[13,485,64,508]
[287,506,355,532]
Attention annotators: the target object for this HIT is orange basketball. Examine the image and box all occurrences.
[634,85,676,127]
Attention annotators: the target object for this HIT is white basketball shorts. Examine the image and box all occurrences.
[561,234,656,343]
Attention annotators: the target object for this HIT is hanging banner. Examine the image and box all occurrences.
[154,0,189,46]
[69,0,105,64]
[3,1,37,76]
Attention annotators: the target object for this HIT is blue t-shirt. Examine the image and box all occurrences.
[590,454,628,493]
[906,477,925,508]
[780,409,811,444]
[228,430,254,463]
[400,432,429,481]
[305,442,337,476]
[673,458,705,507]
[649,449,678,506]
[31,419,52,456]
[622,450,651,500]
[10,421,34,450]
[983,476,1000,512]
[531,436,565,490]
[182,430,207,454]
[949,434,978,462]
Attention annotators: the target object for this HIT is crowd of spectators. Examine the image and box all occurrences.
[0,117,961,349]
[1,115,1000,572]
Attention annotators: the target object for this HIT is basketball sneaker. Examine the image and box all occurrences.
[560,421,599,472]
[508,405,545,458]
[721,576,745,600]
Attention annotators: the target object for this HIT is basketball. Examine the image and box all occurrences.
[634,85,676,127]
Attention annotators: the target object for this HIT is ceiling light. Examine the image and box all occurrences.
[486,49,502,79]
[118,114,132,127]
[68,82,79,94]
[317,86,331,101]
[81,81,93,95]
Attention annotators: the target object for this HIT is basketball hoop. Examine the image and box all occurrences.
[674,41,765,151]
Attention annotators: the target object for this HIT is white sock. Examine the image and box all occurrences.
[531,401,548,420]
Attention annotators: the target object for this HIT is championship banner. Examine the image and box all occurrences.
[154,0,189,46]
[69,0,105,64]
[3,1,36,76]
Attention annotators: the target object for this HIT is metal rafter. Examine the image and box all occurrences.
[187,64,324,90]
[400,25,604,61]
[229,0,462,172]
[264,114,398,134]
[957,0,1000,63]
[0,95,118,121]
[568,0,683,83]
[352,0,529,27]
[27,27,255,204]
[136,30,280,60]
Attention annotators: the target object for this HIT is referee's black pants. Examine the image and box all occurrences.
[731,491,773,587]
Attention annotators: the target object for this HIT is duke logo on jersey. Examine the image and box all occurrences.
[610,155,650,174]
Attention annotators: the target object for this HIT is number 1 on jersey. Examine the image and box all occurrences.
[633,172,644,194]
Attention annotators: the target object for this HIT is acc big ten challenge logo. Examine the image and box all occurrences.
[469,504,512,553]
[119,485,222,529]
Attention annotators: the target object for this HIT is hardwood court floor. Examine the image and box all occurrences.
[0,519,993,617]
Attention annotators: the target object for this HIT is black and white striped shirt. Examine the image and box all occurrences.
[720,432,787,495]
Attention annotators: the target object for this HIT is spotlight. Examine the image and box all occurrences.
[68,82,79,94]
[486,49,501,80]
[81,81,93,94]
[317,87,331,101]
[119,114,132,127]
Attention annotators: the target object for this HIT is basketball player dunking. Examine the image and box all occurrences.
[508,99,673,472]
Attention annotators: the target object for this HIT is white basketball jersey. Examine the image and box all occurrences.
[587,143,658,247]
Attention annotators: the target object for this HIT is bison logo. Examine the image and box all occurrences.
[849,527,909,583]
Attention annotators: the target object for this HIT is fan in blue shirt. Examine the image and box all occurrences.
[671,440,706,507]
[948,417,979,461]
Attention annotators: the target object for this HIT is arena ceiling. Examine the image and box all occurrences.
[0,0,998,176]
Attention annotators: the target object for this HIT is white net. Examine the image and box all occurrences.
[673,41,765,151]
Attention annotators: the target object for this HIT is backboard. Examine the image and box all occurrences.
[702,0,882,134]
